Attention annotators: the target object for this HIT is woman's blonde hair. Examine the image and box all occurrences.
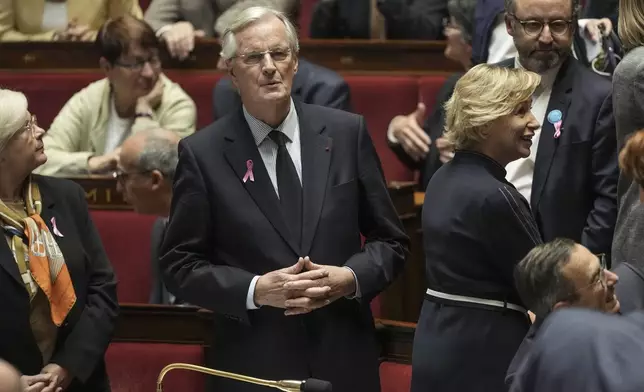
[619,130,644,187]
[444,64,541,150]
[0,89,28,152]
[619,0,644,51]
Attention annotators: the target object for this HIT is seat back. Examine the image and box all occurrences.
[380,361,412,392]
[90,210,157,303]
[106,342,205,392]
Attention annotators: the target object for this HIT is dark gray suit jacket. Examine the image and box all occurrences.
[611,47,644,268]
[309,0,448,40]
[144,0,224,36]
[149,217,174,304]
[212,59,352,119]
[160,100,408,392]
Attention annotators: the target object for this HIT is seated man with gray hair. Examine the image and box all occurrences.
[506,238,621,386]
[116,129,181,305]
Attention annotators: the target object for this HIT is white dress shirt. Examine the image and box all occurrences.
[103,99,133,154]
[41,1,68,32]
[242,100,360,310]
[505,58,561,203]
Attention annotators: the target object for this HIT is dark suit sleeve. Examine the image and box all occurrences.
[51,185,119,383]
[581,92,618,254]
[483,187,543,287]
[212,78,242,120]
[148,218,165,304]
[343,116,410,301]
[378,0,448,39]
[160,140,256,324]
[312,77,353,112]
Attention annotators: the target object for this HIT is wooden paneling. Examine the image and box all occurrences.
[114,304,415,363]
[0,40,459,74]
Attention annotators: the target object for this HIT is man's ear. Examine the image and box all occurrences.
[149,170,165,191]
[505,13,515,35]
[99,57,112,74]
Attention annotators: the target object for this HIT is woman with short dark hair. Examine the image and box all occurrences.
[35,15,196,177]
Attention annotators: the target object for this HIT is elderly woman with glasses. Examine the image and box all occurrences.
[411,64,544,392]
[35,15,196,178]
[0,89,118,392]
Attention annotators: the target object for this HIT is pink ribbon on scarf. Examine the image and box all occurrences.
[242,159,254,183]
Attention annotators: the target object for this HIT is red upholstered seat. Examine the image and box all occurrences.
[89,210,157,303]
[344,76,418,182]
[418,75,449,117]
[299,0,318,38]
[0,72,103,129]
[380,361,412,392]
[106,343,204,392]
[164,71,226,129]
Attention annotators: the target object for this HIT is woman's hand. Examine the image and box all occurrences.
[21,373,57,392]
[41,363,70,391]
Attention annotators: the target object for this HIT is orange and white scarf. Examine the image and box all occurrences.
[0,177,76,326]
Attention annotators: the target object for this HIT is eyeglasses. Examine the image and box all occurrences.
[20,114,39,138]
[114,56,162,72]
[233,48,291,66]
[561,253,608,301]
[112,169,153,182]
[508,14,573,37]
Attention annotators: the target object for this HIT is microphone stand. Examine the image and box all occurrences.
[156,363,303,392]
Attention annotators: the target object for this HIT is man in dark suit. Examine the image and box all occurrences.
[393,0,618,256]
[116,129,181,305]
[212,0,352,118]
[505,238,620,387]
[160,6,408,392]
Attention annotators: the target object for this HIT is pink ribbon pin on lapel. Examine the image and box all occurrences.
[51,217,64,237]
[242,159,254,183]
[554,120,562,139]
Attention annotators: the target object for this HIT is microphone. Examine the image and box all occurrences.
[156,363,332,392]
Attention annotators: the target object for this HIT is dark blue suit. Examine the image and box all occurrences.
[212,59,352,119]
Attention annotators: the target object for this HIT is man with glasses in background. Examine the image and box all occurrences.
[505,238,620,387]
[501,0,617,256]
[36,15,196,177]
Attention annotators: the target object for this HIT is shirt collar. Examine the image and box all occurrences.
[243,99,297,146]
[514,57,561,91]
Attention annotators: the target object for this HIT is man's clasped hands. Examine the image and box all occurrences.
[254,257,357,316]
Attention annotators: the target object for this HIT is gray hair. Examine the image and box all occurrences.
[134,130,179,181]
[514,238,579,320]
[220,6,299,61]
[447,0,477,44]
[0,89,29,153]
[215,0,296,37]
[504,0,581,20]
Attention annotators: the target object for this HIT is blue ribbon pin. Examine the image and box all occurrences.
[547,109,562,125]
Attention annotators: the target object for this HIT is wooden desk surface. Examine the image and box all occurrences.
[0,39,459,74]
[114,304,415,363]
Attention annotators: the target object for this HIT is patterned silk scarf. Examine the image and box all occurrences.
[0,176,76,326]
